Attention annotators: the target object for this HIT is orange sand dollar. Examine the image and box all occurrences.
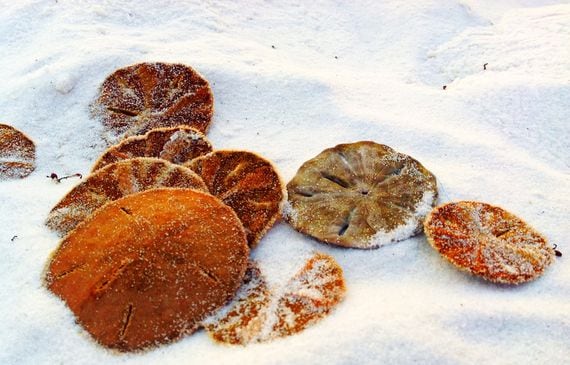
[186,150,285,248]
[45,189,249,351]
[424,201,554,284]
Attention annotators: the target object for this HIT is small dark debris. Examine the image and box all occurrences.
[271,45,276,49]
[483,63,488,70]
[47,172,83,183]
[443,85,447,90]
[553,244,562,257]
[10,235,18,242]
[334,56,338,59]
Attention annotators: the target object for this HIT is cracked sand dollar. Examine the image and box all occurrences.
[46,157,207,237]
[93,62,214,143]
[0,123,36,179]
[202,262,272,345]
[45,188,249,351]
[424,201,555,284]
[92,126,212,171]
[204,253,346,344]
[186,150,285,248]
[286,141,438,249]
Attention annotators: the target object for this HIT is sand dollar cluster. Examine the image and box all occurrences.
[44,62,347,352]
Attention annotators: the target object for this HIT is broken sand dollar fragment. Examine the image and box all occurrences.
[93,62,214,142]
[45,189,249,351]
[202,262,272,345]
[424,201,555,284]
[46,157,207,237]
[0,123,36,179]
[204,253,346,344]
[92,126,213,171]
[286,141,438,249]
[186,150,285,248]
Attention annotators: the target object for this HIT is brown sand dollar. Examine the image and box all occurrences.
[186,150,285,248]
[0,123,36,179]
[286,141,438,249]
[92,126,213,171]
[202,262,271,345]
[424,201,555,284]
[45,189,249,351]
[46,158,207,237]
[93,62,214,142]
[204,253,346,344]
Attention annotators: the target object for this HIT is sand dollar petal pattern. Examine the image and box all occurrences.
[0,124,36,179]
[92,126,213,171]
[93,62,214,143]
[186,150,285,248]
[46,157,207,237]
[286,141,438,249]
[424,201,555,284]
[45,189,249,351]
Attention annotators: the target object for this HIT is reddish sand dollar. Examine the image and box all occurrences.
[46,158,207,237]
[186,150,285,248]
[93,62,214,142]
[92,126,212,171]
[424,201,555,284]
[45,189,249,351]
[0,123,36,179]
[204,253,346,344]
[286,141,438,249]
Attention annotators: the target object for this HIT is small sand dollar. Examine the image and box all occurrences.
[46,157,207,237]
[204,253,346,344]
[186,150,285,248]
[45,189,249,351]
[93,62,214,142]
[286,141,438,249]
[0,123,36,179]
[424,201,555,284]
[92,126,212,171]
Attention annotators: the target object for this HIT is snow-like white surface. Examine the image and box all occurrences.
[1,1,569,364]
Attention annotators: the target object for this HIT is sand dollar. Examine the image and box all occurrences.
[204,253,346,344]
[0,123,36,179]
[92,126,212,171]
[424,201,555,284]
[93,62,214,142]
[46,157,207,237]
[186,150,285,248]
[286,141,438,249]
[45,188,249,351]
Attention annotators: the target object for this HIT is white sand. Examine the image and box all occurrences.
[1,1,569,364]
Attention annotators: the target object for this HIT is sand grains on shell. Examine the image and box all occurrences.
[0,123,36,179]
[286,141,438,249]
[93,62,214,143]
[45,188,249,351]
[424,201,554,284]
